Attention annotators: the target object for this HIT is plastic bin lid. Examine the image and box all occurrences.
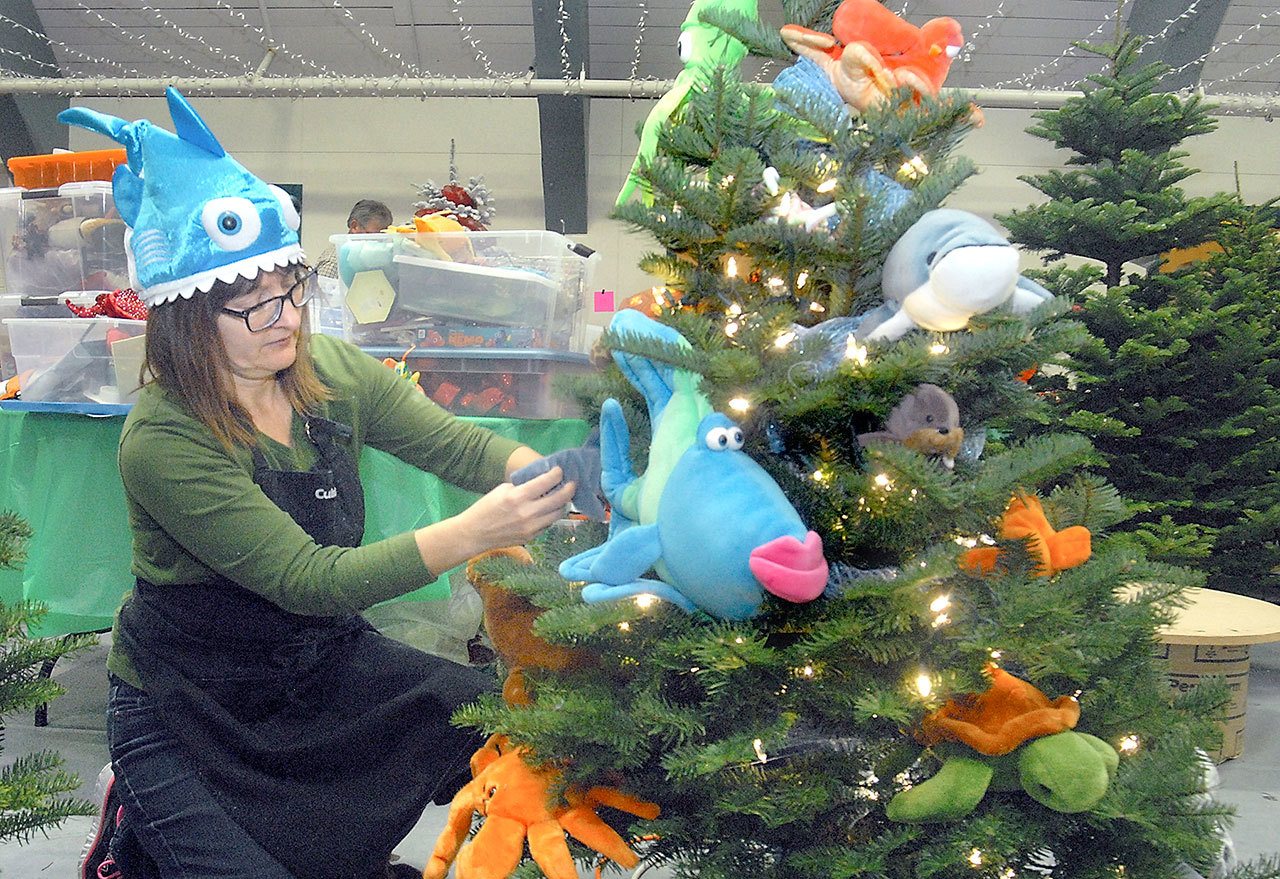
[6,148,128,189]
[361,346,591,364]
[57,180,114,196]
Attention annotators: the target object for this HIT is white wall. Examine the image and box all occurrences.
[63,95,1280,321]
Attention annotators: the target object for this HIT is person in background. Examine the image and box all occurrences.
[315,198,394,280]
[62,89,596,879]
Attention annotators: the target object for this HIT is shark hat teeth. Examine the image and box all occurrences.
[57,87,303,308]
[143,244,306,307]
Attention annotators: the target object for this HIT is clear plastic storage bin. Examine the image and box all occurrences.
[368,348,595,420]
[329,230,596,353]
[5,317,147,405]
[0,182,130,298]
[0,293,100,377]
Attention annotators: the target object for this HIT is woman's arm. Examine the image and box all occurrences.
[120,416,433,615]
[318,337,522,492]
[411,466,573,576]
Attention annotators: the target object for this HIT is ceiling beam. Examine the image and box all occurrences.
[531,0,590,234]
[0,0,68,177]
[1126,0,1232,91]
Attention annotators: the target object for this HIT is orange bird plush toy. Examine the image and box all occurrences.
[961,494,1092,578]
[781,0,963,110]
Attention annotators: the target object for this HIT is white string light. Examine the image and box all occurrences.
[556,0,575,84]
[1194,8,1280,87]
[1172,3,1280,77]
[988,0,1280,94]
[1142,0,1207,48]
[0,44,59,73]
[629,0,649,86]
[959,0,1008,66]
[0,11,143,79]
[330,0,424,77]
[213,0,336,79]
[139,4,252,74]
[2,1,1280,104]
[1206,43,1280,89]
[75,3,228,78]
[451,0,501,79]
[993,3,1121,89]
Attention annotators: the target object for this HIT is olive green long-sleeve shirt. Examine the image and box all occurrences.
[109,333,521,686]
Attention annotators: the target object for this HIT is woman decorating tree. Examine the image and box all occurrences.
[63,88,582,879]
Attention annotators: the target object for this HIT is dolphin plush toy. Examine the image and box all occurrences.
[856,209,1053,343]
[560,311,828,620]
[58,87,303,307]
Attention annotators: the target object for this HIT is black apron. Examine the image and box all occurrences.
[117,415,490,879]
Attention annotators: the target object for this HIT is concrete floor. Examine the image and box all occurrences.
[2,638,1278,877]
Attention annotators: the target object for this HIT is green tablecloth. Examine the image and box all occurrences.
[0,409,588,637]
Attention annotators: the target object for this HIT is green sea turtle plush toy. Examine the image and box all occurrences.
[887,667,1119,823]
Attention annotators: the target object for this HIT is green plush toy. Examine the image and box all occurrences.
[886,667,1120,823]
[886,731,1119,822]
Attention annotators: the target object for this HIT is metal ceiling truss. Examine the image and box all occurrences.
[1,76,1274,116]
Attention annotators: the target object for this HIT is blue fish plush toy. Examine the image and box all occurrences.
[59,87,303,306]
[560,311,829,620]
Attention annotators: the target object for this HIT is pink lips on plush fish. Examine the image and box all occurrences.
[749,531,828,602]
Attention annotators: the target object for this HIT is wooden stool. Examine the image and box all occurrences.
[1153,588,1280,761]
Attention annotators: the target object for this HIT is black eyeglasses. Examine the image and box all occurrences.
[220,266,317,333]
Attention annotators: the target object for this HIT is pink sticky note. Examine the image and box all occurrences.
[593,289,615,312]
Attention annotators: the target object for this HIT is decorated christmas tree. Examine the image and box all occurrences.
[0,511,95,846]
[426,4,1278,879]
[998,35,1280,599]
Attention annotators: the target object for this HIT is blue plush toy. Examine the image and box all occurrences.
[559,311,828,620]
[856,209,1053,343]
[58,87,303,306]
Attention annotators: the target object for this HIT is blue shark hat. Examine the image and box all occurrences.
[58,87,303,307]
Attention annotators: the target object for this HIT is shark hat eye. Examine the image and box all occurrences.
[269,185,301,232]
[705,426,733,450]
[728,427,745,450]
[202,196,262,251]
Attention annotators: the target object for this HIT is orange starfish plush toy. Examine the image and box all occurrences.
[960,494,1092,577]
[780,0,963,111]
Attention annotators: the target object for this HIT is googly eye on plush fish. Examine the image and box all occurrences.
[704,421,745,451]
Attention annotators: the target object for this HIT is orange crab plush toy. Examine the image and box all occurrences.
[780,0,963,111]
[424,549,660,879]
[961,494,1092,577]
[424,740,660,879]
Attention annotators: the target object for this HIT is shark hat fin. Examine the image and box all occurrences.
[56,107,128,142]
[165,86,225,157]
[110,164,144,227]
[56,107,149,171]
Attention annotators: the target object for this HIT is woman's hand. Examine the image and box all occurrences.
[413,468,575,576]
[464,467,576,549]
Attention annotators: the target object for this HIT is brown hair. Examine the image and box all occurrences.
[142,265,332,451]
